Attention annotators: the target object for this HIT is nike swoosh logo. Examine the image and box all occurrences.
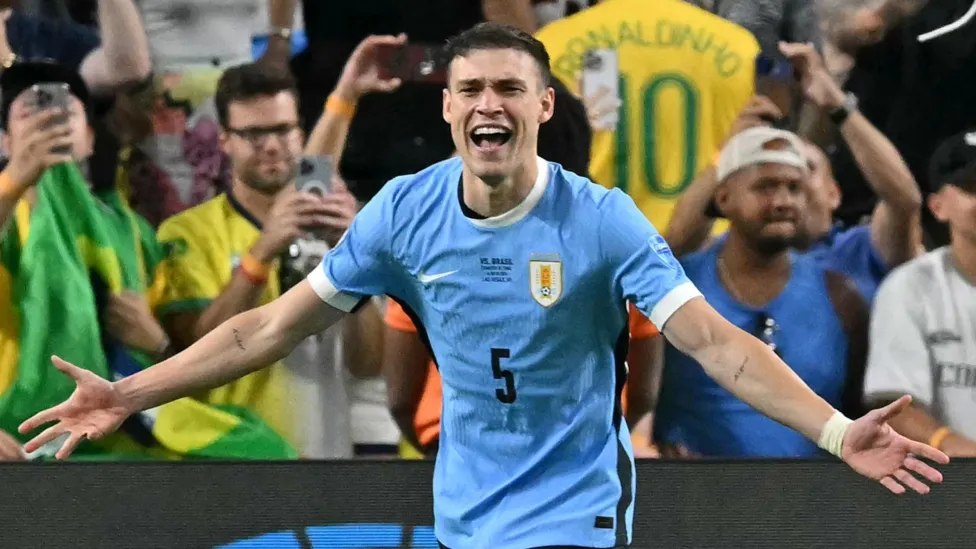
[418,270,457,283]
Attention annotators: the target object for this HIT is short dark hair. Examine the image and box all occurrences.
[444,22,552,88]
[214,62,298,129]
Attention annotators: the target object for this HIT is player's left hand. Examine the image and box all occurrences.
[317,176,358,248]
[778,41,847,111]
[841,395,950,495]
[335,33,407,102]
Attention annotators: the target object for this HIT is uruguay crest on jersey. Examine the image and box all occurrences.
[530,254,563,307]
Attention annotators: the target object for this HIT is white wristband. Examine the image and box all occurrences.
[818,411,853,458]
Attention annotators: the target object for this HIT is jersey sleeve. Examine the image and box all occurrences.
[863,270,932,406]
[628,302,659,340]
[155,216,223,317]
[307,180,399,312]
[601,190,702,330]
[385,299,418,333]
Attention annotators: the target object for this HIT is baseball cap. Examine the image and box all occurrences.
[0,60,91,130]
[928,131,976,194]
[706,126,810,217]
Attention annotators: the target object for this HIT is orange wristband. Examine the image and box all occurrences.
[325,93,357,119]
[0,170,19,200]
[239,252,271,285]
[928,427,951,450]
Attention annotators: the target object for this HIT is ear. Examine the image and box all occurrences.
[827,181,842,210]
[714,185,732,217]
[219,130,232,156]
[539,86,555,124]
[928,190,948,222]
[442,88,452,125]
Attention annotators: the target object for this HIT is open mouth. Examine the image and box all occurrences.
[470,125,513,152]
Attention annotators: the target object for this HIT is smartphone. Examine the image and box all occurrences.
[27,83,71,155]
[580,49,620,131]
[376,43,448,84]
[296,156,333,197]
[754,52,795,129]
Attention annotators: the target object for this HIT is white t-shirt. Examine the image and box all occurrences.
[864,247,976,439]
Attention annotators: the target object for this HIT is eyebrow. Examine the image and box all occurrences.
[456,77,528,88]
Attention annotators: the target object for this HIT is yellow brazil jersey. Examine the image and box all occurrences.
[156,193,296,446]
[536,0,759,230]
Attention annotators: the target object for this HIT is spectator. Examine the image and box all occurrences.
[535,0,759,232]
[667,42,922,302]
[824,0,973,244]
[156,40,399,458]
[0,0,150,96]
[863,131,976,457]
[264,0,534,202]
[686,0,821,54]
[0,61,285,461]
[653,127,867,457]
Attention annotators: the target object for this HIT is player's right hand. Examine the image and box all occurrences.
[250,189,337,263]
[18,356,133,460]
[5,108,74,189]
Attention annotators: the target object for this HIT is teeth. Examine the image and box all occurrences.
[473,127,509,136]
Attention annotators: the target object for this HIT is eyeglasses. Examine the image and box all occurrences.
[226,123,299,147]
[755,313,780,355]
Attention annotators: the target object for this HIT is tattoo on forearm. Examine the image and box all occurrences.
[232,328,245,351]
[733,357,748,383]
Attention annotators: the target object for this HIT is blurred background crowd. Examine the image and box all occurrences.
[0,0,974,463]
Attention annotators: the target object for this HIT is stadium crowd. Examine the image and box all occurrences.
[0,0,973,463]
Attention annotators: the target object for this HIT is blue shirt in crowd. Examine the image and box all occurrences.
[654,240,849,458]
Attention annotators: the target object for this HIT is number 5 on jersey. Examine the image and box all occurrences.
[491,348,516,404]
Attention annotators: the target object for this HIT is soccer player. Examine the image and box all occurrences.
[19,22,947,549]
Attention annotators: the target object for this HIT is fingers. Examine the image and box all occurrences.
[374,77,402,93]
[893,468,930,495]
[907,439,950,465]
[364,33,408,48]
[55,430,88,461]
[51,355,87,381]
[777,41,816,61]
[879,475,905,495]
[904,455,944,483]
[877,394,912,422]
[19,400,69,435]
[744,95,784,119]
[22,423,67,453]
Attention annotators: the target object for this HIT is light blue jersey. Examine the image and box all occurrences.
[308,157,700,549]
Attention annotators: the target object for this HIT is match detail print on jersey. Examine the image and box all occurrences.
[529,253,563,307]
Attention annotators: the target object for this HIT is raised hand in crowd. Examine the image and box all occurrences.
[0,429,25,461]
[318,176,358,248]
[5,109,74,189]
[778,41,847,112]
[333,33,408,102]
[104,291,170,359]
[250,185,344,263]
[726,95,783,141]
[580,85,621,133]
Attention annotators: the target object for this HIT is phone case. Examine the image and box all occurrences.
[296,156,333,196]
[580,49,620,131]
[376,44,448,84]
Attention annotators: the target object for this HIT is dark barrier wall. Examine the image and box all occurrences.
[1,459,973,549]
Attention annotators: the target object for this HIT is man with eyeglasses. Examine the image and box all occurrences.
[153,39,400,458]
[653,126,869,458]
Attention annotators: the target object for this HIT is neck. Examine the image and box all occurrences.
[719,229,792,306]
[231,177,276,224]
[950,236,976,284]
[461,158,537,218]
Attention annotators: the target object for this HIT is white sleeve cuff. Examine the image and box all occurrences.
[307,264,362,313]
[649,282,702,329]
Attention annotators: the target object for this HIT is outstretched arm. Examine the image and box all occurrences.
[19,280,343,458]
[116,280,342,411]
[663,297,948,494]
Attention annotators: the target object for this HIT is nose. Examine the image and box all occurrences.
[769,185,800,211]
[475,88,504,115]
